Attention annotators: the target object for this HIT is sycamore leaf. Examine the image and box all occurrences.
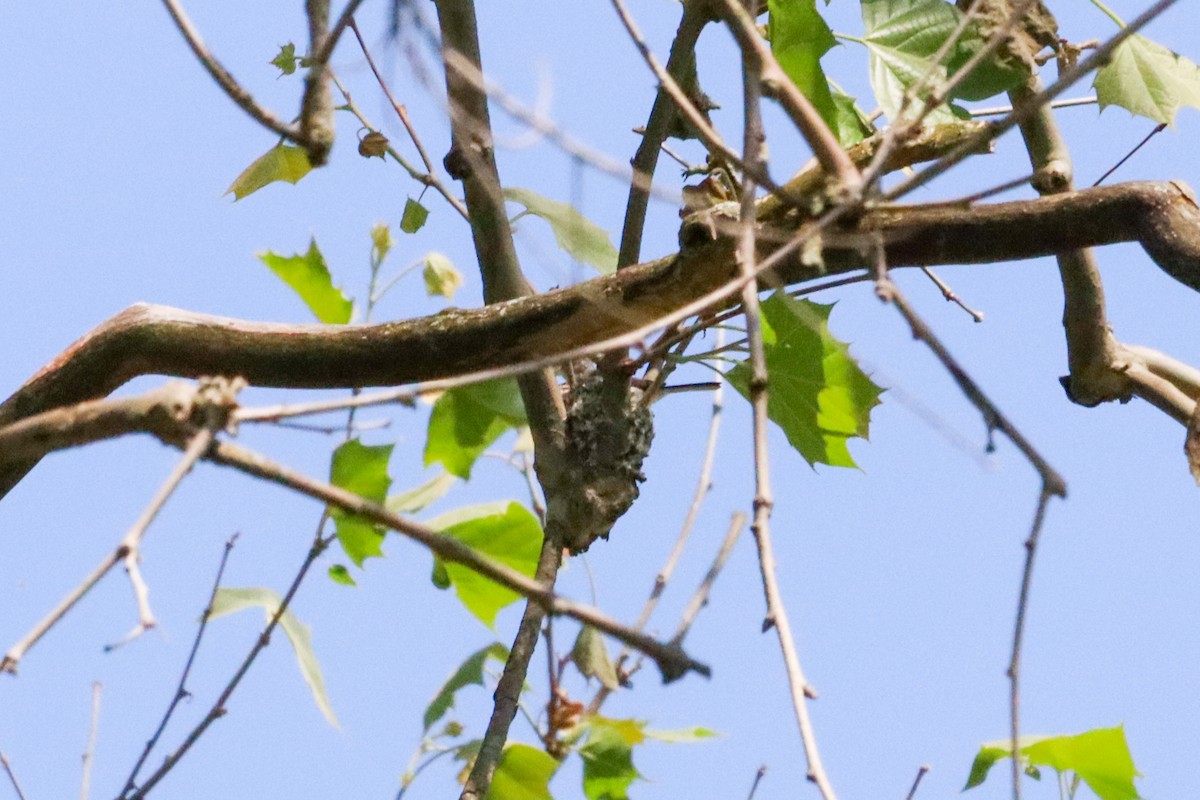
[860,0,1024,123]
[401,197,430,233]
[580,718,646,800]
[208,587,338,727]
[426,501,543,628]
[768,0,844,142]
[257,239,353,324]
[829,82,875,147]
[487,743,558,800]
[572,626,620,690]
[387,470,458,514]
[226,143,313,200]
[1095,34,1200,126]
[726,293,882,468]
[425,379,527,479]
[329,439,394,567]
[964,727,1142,800]
[424,252,463,299]
[423,642,509,730]
[504,187,617,274]
[271,42,300,76]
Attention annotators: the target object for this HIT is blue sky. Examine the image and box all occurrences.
[2,1,1200,799]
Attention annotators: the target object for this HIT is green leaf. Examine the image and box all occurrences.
[329,439,394,566]
[423,643,509,730]
[726,294,882,468]
[327,564,356,586]
[504,187,617,274]
[387,470,458,514]
[643,726,720,743]
[426,501,543,627]
[208,587,338,728]
[829,83,875,147]
[226,143,313,200]
[487,743,558,800]
[371,222,394,264]
[768,0,841,140]
[400,197,430,234]
[859,0,1024,123]
[257,239,353,324]
[572,626,620,690]
[964,727,1142,800]
[580,718,646,800]
[271,42,300,76]
[1094,34,1200,126]
[424,252,463,299]
[425,379,527,479]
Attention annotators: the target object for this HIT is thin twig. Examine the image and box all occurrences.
[80,682,102,800]
[124,533,329,800]
[746,766,767,800]
[1,425,217,673]
[905,764,931,800]
[0,752,27,800]
[919,267,985,323]
[159,0,302,144]
[120,535,238,797]
[873,244,1066,498]
[968,96,1097,117]
[1092,123,1167,187]
[1008,488,1055,800]
[671,512,745,644]
[736,16,838,799]
[312,0,370,67]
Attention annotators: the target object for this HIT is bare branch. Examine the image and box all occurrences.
[670,512,744,645]
[80,682,102,800]
[0,751,28,800]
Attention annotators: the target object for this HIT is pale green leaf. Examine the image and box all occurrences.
[327,564,356,586]
[208,587,338,728]
[1095,34,1200,126]
[643,726,720,743]
[425,379,527,479]
[572,626,620,690]
[423,643,509,730]
[371,222,394,264]
[426,501,543,627]
[226,144,313,200]
[329,439,394,566]
[964,727,1142,800]
[726,294,883,468]
[271,43,300,76]
[401,197,430,234]
[504,187,617,274]
[387,470,458,514]
[768,0,844,141]
[424,252,463,299]
[257,239,353,324]
[487,743,558,800]
[580,718,645,800]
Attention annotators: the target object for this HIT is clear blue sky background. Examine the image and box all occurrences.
[2,2,1200,799]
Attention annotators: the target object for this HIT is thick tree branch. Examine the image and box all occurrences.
[5,181,1200,498]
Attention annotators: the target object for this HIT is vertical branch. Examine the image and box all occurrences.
[301,0,336,166]
[617,2,712,268]
[80,682,102,800]
[736,5,838,798]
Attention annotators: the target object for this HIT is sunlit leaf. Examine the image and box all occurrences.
[1095,34,1200,126]
[226,144,313,200]
[371,222,394,264]
[964,727,1142,800]
[487,743,558,800]
[424,252,463,299]
[426,501,543,627]
[829,83,875,146]
[425,379,527,479]
[504,187,617,274]
[643,726,720,743]
[257,239,353,324]
[859,0,1025,123]
[726,293,883,468]
[401,197,430,233]
[329,439,394,566]
[580,718,646,800]
[423,642,509,730]
[387,470,458,514]
[209,587,339,728]
[768,0,843,141]
[327,564,356,586]
[572,626,620,690]
[271,42,300,76]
